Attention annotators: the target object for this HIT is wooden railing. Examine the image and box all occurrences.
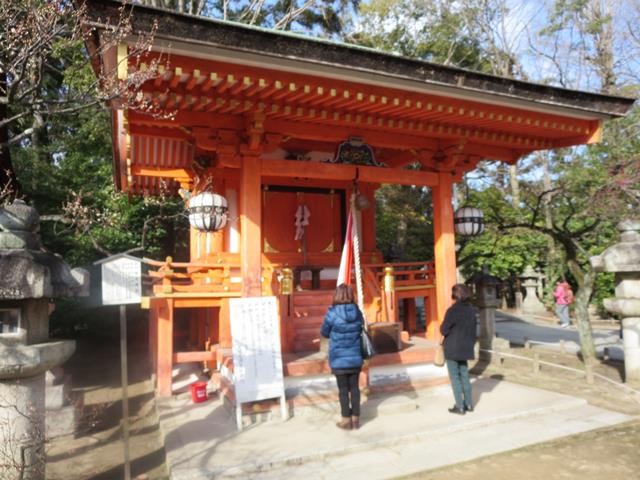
[363,261,435,292]
[142,257,435,303]
[143,257,281,297]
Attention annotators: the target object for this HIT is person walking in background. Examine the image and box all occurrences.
[441,284,477,415]
[553,279,573,328]
[320,284,364,430]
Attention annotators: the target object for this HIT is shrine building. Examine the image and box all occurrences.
[85,0,635,398]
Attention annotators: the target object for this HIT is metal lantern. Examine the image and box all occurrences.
[188,191,228,232]
[454,206,484,237]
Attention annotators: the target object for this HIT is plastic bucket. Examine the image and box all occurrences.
[190,381,208,403]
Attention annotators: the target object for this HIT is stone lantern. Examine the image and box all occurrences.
[0,200,88,479]
[468,265,501,353]
[521,265,547,315]
[591,219,640,383]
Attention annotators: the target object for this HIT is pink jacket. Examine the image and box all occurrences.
[553,284,573,305]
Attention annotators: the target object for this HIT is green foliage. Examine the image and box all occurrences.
[12,70,189,267]
[351,0,490,71]
[204,0,359,36]
[375,184,433,262]
[458,228,548,280]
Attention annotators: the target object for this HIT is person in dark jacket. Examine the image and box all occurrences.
[440,283,477,415]
[320,284,364,430]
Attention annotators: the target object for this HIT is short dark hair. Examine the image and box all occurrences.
[333,284,355,305]
[451,283,471,302]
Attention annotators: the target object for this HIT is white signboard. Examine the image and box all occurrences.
[229,296,285,404]
[101,257,142,305]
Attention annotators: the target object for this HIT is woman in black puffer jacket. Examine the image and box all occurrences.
[440,283,478,415]
[320,284,364,430]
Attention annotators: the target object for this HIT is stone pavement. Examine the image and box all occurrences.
[156,377,633,479]
[495,311,624,361]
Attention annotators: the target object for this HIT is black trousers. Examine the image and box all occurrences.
[335,371,361,417]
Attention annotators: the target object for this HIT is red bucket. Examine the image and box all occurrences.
[190,381,208,403]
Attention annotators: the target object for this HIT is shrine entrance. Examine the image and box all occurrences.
[261,185,346,283]
[85,0,634,396]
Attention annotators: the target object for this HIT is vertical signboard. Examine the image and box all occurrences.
[96,254,143,480]
[101,256,142,305]
[229,296,286,429]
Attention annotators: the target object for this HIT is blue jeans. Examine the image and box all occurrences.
[556,304,570,326]
[446,359,472,409]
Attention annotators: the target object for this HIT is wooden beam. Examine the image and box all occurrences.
[173,351,216,363]
[131,165,192,181]
[358,164,439,187]
[128,124,190,140]
[265,117,439,150]
[550,121,602,147]
[261,158,357,181]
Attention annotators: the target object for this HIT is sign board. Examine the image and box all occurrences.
[229,296,285,404]
[100,256,142,305]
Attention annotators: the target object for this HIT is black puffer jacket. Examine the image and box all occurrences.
[440,301,477,361]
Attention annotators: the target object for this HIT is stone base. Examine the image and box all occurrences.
[622,317,640,383]
[45,378,70,410]
[0,374,46,478]
[46,404,77,439]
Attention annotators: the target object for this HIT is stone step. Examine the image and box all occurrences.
[159,379,631,480]
[219,399,608,480]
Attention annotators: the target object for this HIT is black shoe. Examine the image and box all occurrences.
[448,406,466,415]
[464,404,474,413]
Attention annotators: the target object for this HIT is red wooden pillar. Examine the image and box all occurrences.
[157,299,174,397]
[240,155,262,297]
[361,184,377,253]
[425,291,439,339]
[219,299,232,349]
[432,173,457,337]
[148,307,158,374]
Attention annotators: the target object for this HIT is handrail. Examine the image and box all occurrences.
[482,347,640,398]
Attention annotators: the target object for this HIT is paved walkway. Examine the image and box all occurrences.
[157,378,632,479]
[495,311,624,360]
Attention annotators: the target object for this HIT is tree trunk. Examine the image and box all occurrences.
[509,163,519,207]
[542,152,559,302]
[567,260,597,365]
[0,72,20,197]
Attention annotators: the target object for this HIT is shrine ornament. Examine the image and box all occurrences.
[188,190,228,232]
[454,206,484,237]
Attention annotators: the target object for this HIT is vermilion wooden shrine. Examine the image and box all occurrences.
[86,0,634,397]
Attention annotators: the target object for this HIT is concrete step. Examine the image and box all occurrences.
[159,378,633,480]
[227,402,627,480]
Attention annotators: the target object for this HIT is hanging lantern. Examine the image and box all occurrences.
[188,190,228,232]
[454,206,484,237]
